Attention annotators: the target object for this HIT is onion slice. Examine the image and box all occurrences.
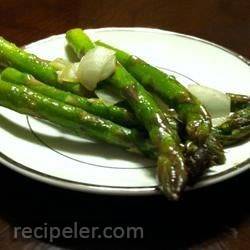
[187,84,231,119]
[77,46,116,91]
[95,88,124,106]
[212,117,228,127]
[51,58,70,71]
[57,63,79,83]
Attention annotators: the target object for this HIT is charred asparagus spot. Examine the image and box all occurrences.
[185,136,225,182]
[1,67,137,127]
[227,93,250,112]
[0,79,154,157]
[0,36,87,96]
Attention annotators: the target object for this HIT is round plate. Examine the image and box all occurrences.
[0,27,249,195]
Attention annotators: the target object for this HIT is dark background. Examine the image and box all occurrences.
[0,0,249,249]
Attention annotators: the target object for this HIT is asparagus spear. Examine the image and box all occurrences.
[0,79,154,157]
[0,77,247,188]
[227,93,250,112]
[66,29,188,200]
[213,107,250,146]
[66,28,95,58]
[109,64,188,199]
[66,29,227,182]
[184,105,250,178]
[1,67,137,127]
[0,36,86,96]
[0,73,247,155]
[66,30,246,147]
[2,67,245,147]
[95,39,228,166]
[95,41,211,144]
[0,67,229,167]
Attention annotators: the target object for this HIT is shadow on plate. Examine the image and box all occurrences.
[0,165,249,249]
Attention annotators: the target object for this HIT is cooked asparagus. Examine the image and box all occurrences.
[227,93,250,112]
[0,79,154,157]
[66,28,95,58]
[0,77,248,187]
[96,41,211,144]
[66,29,188,200]
[1,29,248,200]
[1,67,136,127]
[213,107,250,146]
[0,36,85,95]
[66,29,227,184]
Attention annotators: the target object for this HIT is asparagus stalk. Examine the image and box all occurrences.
[96,40,211,144]
[66,28,95,58]
[227,93,250,112]
[108,64,188,199]
[1,67,137,127]
[0,73,247,154]
[66,29,188,200]
[2,67,245,148]
[0,77,247,187]
[213,107,250,146]
[66,29,227,183]
[0,36,86,96]
[95,38,227,168]
[184,107,250,178]
[0,79,154,157]
[66,29,249,146]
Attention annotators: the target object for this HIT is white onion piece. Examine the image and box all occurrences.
[95,88,124,106]
[187,84,230,119]
[77,46,116,91]
[212,117,228,127]
[51,58,71,71]
[57,63,79,83]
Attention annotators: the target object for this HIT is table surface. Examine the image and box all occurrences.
[0,0,249,249]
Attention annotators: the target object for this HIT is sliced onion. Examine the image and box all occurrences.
[77,46,116,91]
[187,84,231,119]
[51,58,71,71]
[212,117,228,127]
[95,88,124,106]
[57,63,79,83]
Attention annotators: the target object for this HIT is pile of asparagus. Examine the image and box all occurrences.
[0,29,249,200]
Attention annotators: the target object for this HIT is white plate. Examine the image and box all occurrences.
[0,27,249,195]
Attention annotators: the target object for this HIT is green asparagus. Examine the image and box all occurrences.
[213,107,250,146]
[66,29,188,200]
[0,30,248,200]
[0,36,86,95]
[1,67,137,127]
[95,38,227,170]
[0,79,154,157]
[110,64,188,199]
[66,28,95,58]
[66,29,227,182]
[227,93,250,112]
[0,77,247,186]
[96,40,211,144]
[3,67,245,149]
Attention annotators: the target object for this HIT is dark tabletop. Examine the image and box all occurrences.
[0,0,249,249]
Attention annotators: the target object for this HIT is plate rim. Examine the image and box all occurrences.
[0,27,249,195]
